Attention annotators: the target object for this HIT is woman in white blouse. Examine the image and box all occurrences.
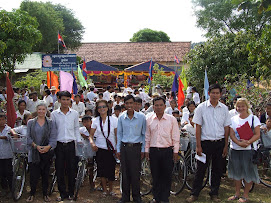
[228,98,260,203]
[88,100,118,197]
[43,89,53,112]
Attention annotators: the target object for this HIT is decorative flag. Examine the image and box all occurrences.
[171,72,179,93]
[180,66,187,90]
[58,33,66,48]
[174,55,180,64]
[82,58,88,79]
[204,69,209,100]
[77,64,88,88]
[6,73,17,128]
[178,77,185,110]
[47,71,59,91]
[148,58,153,84]
[72,70,78,94]
[59,71,73,92]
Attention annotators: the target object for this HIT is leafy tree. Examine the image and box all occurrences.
[20,0,84,53]
[192,0,271,37]
[130,28,171,42]
[185,32,257,91]
[144,64,174,93]
[14,69,48,91]
[0,9,42,76]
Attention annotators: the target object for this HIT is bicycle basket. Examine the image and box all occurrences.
[11,137,28,153]
[180,137,189,151]
[261,131,271,149]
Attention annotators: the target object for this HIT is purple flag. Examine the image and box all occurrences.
[171,72,179,92]
[59,71,73,92]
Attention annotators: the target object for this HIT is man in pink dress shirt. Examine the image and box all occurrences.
[145,97,180,203]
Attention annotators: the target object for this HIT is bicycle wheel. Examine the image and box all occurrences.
[93,160,97,183]
[241,179,255,192]
[258,149,271,187]
[48,170,57,195]
[12,156,26,201]
[170,154,187,195]
[140,159,152,196]
[74,160,86,201]
[185,153,208,190]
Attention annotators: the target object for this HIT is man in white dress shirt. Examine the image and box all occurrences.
[186,84,231,203]
[51,91,81,201]
[26,92,40,113]
[87,87,97,102]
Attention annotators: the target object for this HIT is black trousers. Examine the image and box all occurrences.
[191,139,225,197]
[55,141,77,198]
[0,159,13,191]
[120,143,141,202]
[149,147,173,203]
[29,160,50,196]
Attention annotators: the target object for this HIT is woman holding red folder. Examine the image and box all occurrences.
[228,98,260,203]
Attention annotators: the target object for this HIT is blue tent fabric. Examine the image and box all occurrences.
[125,61,174,72]
[80,60,118,72]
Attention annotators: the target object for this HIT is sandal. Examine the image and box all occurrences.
[228,195,239,201]
[238,197,248,203]
[102,191,107,197]
[26,195,34,202]
[44,195,51,202]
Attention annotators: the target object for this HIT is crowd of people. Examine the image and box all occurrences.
[0,80,270,203]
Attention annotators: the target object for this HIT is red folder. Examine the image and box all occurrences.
[236,121,254,140]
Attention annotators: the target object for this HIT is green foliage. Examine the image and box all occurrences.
[14,69,48,91]
[130,28,171,42]
[185,32,256,91]
[20,0,84,53]
[224,73,271,112]
[0,9,42,75]
[192,0,271,37]
[145,64,174,90]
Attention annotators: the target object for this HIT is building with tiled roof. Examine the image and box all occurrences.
[70,42,191,69]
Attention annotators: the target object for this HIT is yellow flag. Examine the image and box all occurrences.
[180,66,187,90]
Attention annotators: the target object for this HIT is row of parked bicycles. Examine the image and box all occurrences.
[8,130,271,201]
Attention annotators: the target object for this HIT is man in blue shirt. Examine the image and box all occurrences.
[117,95,146,203]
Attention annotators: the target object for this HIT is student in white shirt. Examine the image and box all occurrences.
[87,87,97,102]
[181,101,196,125]
[11,113,32,137]
[16,100,30,126]
[72,94,85,118]
[186,82,193,99]
[51,91,81,201]
[43,89,53,111]
[165,100,179,115]
[192,87,200,105]
[40,80,46,96]
[27,92,40,113]
[103,86,113,101]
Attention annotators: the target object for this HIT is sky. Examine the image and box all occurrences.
[0,0,206,43]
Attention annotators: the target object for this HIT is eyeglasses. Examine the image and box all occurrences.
[97,105,108,109]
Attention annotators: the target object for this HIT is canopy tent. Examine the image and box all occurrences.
[80,60,119,76]
[125,60,175,74]
[123,60,175,86]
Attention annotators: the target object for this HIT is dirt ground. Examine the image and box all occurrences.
[1,164,271,203]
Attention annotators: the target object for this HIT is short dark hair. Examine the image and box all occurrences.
[266,103,271,108]
[187,101,196,108]
[98,93,103,96]
[18,100,27,106]
[85,109,92,114]
[114,105,121,111]
[192,87,198,92]
[124,95,135,103]
[82,115,92,122]
[172,110,180,115]
[74,94,81,98]
[90,87,94,91]
[32,92,38,96]
[45,89,51,95]
[153,96,166,105]
[144,102,150,108]
[135,97,142,104]
[107,85,111,90]
[208,84,222,93]
[59,91,71,99]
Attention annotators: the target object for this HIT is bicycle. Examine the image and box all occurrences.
[11,136,28,201]
[74,142,96,201]
[256,146,271,187]
[183,135,209,190]
[119,158,152,196]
